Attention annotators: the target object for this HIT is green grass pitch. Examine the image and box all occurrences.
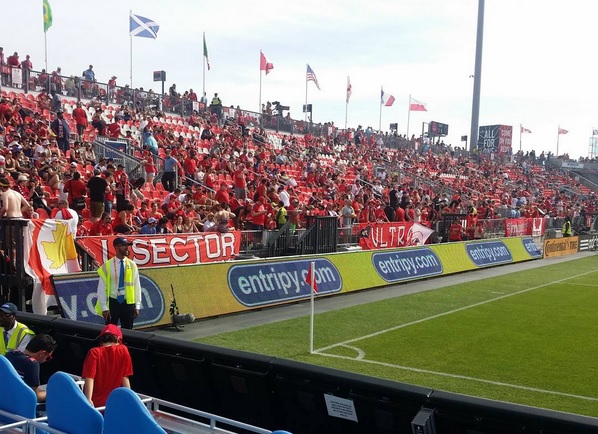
[198,256,598,417]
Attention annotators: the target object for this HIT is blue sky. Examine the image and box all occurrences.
[2,0,597,159]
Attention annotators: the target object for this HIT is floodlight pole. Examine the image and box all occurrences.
[469,0,485,152]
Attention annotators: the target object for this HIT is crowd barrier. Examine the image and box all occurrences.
[11,313,598,434]
[53,237,542,328]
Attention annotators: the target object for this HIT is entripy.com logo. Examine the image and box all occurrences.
[227,259,342,307]
[466,241,513,267]
[372,248,443,283]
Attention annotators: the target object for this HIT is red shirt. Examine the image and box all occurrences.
[215,188,230,205]
[107,122,121,139]
[81,344,133,407]
[90,221,114,236]
[183,156,197,176]
[73,107,88,125]
[251,203,266,226]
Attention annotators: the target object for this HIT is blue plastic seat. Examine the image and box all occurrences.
[104,388,166,434]
[0,355,37,424]
[46,372,103,434]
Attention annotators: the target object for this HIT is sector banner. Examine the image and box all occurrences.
[76,232,241,267]
[357,222,434,250]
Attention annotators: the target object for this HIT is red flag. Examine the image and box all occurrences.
[260,52,273,75]
[305,263,318,293]
[409,97,427,111]
[558,127,568,135]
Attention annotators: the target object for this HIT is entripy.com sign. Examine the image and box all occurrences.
[466,241,513,267]
[228,259,342,307]
[372,248,443,283]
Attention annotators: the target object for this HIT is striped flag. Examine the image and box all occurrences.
[381,89,395,107]
[129,12,159,39]
[43,0,53,32]
[306,64,320,90]
[409,96,427,111]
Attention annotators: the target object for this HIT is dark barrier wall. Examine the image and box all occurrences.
[21,313,598,434]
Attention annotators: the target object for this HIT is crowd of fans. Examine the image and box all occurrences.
[0,50,597,243]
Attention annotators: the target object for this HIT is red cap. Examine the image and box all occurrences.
[98,324,123,340]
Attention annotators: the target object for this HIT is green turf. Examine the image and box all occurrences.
[197,256,598,417]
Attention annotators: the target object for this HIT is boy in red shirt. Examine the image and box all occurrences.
[82,324,133,407]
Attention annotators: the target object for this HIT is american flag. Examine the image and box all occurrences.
[306,64,320,90]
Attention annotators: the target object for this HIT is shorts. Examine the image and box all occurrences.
[90,201,105,218]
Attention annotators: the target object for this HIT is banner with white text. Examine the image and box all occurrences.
[76,232,241,267]
[358,222,434,250]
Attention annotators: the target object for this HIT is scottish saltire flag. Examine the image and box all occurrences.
[130,12,159,39]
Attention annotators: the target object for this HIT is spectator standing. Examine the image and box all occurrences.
[21,55,32,91]
[0,177,31,217]
[72,101,88,138]
[82,324,133,408]
[63,171,87,213]
[0,302,35,356]
[49,110,70,153]
[95,237,141,329]
[161,149,177,192]
[87,169,108,222]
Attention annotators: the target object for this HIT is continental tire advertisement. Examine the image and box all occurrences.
[53,237,542,328]
[543,236,579,258]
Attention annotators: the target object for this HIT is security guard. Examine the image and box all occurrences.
[562,216,572,237]
[95,237,142,329]
[0,302,34,355]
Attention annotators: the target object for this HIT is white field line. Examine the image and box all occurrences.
[562,283,598,287]
[317,352,598,402]
[315,269,598,354]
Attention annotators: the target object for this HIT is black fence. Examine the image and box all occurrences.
[17,313,598,434]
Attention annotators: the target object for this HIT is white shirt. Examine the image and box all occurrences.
[96,257,142,311]
[279,190,291,207]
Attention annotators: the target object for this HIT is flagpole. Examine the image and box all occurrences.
[379,86,383,132]
[44,31,48,72]
[309,260,316,354]
[259,51,263,115]
[519,124,522,152]
[556,126,560,157]
[344,100,348,130]
[406,94,412,140]
[202,32,206,97]
[129,10,133,88]
[305,64,309,123]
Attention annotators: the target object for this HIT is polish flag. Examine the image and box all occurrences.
[381,90,395,107]
[409,97,427,111]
